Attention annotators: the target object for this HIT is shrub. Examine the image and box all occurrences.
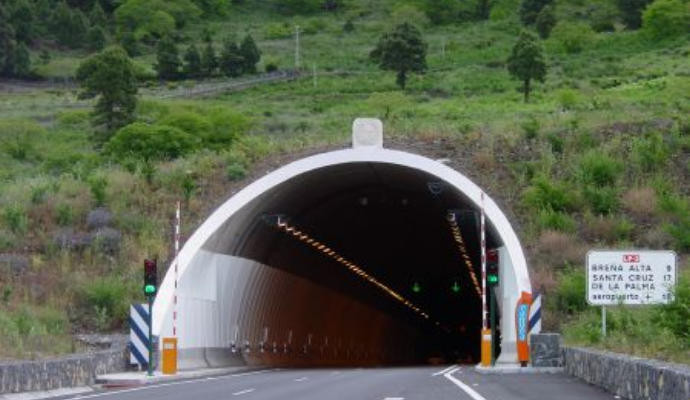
[226,162,248,181]
[392,4,430,27]
[160,111,212,138]
[521,116,540,140]
[589,3,619,32]
[0,119,44,161]
[264,22,292,39]
[546,132,564,154]
[2,205,28,234]
[79,278,130,330]
[622,187,657,219]
[553,268,588,314]
[343,19,355,32]
[537,208,577,233]
[632,133,669,172]
[550,21,596,54]
[557,88,581,110]
[205,108,251,149]
[523,176,575,212]
[30,184,49,204]
[535,4,556,39]
[642,0,690,39]
[655,269,690,340]
[55,203,73,226]
[88,175,108,207]
[577,151,622,187]
[584,186,620,215]
[106,122,200,161]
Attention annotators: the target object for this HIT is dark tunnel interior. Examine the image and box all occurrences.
[202,162,502,365]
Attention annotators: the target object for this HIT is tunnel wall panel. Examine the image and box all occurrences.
[168,250,417,368]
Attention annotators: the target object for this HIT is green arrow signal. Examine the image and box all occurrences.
[412,282,421,293]
[451,281,460,293]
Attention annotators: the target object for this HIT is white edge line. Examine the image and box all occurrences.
[443,368,487,400]
[232,388,255,396]
[432,364,458,376]
[68,369,276,399]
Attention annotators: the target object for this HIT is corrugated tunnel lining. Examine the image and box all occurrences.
[201,162,502,363]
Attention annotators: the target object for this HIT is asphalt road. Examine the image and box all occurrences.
[60,366,618,400]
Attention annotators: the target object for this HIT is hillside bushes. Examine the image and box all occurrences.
[642,0,690,39]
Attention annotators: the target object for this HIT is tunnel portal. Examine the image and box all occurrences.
[153,119,531,369]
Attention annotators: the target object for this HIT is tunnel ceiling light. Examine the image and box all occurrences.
[269,217,433,321]
[446,211,482,298]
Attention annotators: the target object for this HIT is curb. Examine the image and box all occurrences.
[95,366,262,387]
[474,365,564,374]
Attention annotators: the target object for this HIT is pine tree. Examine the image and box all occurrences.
[54,2,74,47]
[201,41,218,77]
[76,46,138,135]
[183,44,202,78]
[10,0,35,44]
[0,4,17,77]
[13,42,31,77]
[370,23,427,90]
[507,30,547,102]
[70,9,90,46]
[220,39,243,78]
[535,4,557,39]
[89,1,108,28]
[239,34,260,74]
[87,25,107,51]
[617,0,653,29]
[519,0,554,25]
[155,35,181,80]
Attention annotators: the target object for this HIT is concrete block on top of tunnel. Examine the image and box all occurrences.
[352,118,383,149]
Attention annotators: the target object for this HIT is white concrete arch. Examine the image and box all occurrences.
[153,126,532,366]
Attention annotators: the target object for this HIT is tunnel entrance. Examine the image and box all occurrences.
[153,120,532,369]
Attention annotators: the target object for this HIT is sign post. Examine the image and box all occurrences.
[587,250,677,338]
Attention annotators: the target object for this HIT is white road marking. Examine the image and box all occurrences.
[66,369,275,399]
[443,368,488,400]
[294,377,308,382]
[432,364,458,376]
[232,388,255,396]
[383,397,404,400]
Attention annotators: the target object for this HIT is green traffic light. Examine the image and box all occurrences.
[451,281,460,293]
[144,284,156,295]
[412,282,421,293]
[488,274,499,284]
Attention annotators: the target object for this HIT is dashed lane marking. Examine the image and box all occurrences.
[432,364,458,376]
[294,377,308,382]
[232,388,255,396]
[443,367,488,400]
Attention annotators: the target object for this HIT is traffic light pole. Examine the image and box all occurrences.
[490,286,497,366]
[147,294,153,377]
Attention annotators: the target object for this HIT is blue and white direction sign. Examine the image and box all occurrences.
[587,250,677,305]
[129,303,151,367]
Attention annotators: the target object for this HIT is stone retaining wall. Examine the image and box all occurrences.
[563,346,690,400]
[0,348,127,394]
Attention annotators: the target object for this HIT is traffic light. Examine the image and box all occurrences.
[451,281,460,293]
[144,259,157,296]
[412,281,421,293]
[487,249,499,285]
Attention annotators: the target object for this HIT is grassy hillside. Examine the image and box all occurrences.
[0,0,689,362]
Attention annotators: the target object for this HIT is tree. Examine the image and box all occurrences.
[10,0,35,43]
[183,44,202,78]
[617,0,653,29]
[535,4,557,38]
[425,0,461,25]
[89,1,107,27]
[519,0,554,25]
[105,122,199,161]
[642,0,690,38]
[76,46,138,135]
[71,9,90,45]
[219,38,243,77]
[239,34,260,74]
[155,35,181,80]
[13,42,31,77]
[201,40,218,77]
[54,2,75,47]
[507,30,547,103]
[370,23,427,90]
[87,25,107,51]
[0,4,17,77]
[476,0,492,20]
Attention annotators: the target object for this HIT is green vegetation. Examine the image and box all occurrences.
[0,0,688,363]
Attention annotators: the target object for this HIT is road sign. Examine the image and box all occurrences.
[586,250,677,305]
[129,303,151,368]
